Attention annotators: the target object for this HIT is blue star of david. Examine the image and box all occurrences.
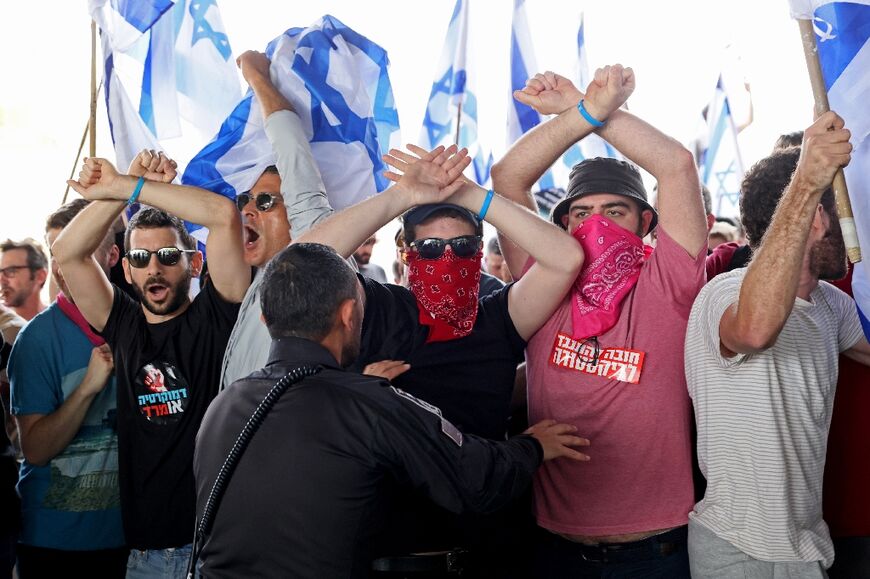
[189,0,231,60]
[290,20,399,192]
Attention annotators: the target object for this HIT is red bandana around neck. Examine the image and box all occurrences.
[570,215,651,341]
[56,291,106,347]
[407,249,482,343]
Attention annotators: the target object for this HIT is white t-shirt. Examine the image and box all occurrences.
[685,268,864,567]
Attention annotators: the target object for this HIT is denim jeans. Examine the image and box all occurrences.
[126,544,192,579]
[532,525,690,578]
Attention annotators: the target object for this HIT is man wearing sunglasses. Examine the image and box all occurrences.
[55,152,249,578]
[218,50,329,390]
[491,66,707,577]
[295,143,586,576]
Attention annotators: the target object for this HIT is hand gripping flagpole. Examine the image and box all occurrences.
[797,18,862,263]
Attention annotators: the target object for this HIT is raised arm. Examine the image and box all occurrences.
[719,112,851,355]
[294,145,470,257]
[239,50,332,237]
[491,66,634,275]
[492,66,706,275]
[51,199,122,332]
[68,155,249,303]
[386,146,584,341]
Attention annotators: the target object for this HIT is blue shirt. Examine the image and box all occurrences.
[9,302,124,550]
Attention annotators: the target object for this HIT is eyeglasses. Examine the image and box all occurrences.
[235,192,280,212]
[0,265,30,279]
[408,235,482,259]
[126,247,196,268]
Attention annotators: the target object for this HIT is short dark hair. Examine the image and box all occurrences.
[124,207,196,252]
[774,131,803,151]
[46,199,117,256]
[0,238,48,271]
[402,208,484,244]
[261,243,358,341]
[486,237,502,256]
[740,147,835,250]
[262,165,280,177]
[700,185,713,216]
[46,199,90,231]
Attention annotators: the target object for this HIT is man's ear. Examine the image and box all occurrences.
[338,298,356,332]
[640,210,655,236]
[107,244,120,268]
[189,250,204,278]
[561,214,570,229]
[399,248,409,266]
[706,213,716,233]
[810,203,828,240]
[35,268,48,290]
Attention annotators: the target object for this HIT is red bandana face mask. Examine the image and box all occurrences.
[407,248,482,343]
[570,215,651,340]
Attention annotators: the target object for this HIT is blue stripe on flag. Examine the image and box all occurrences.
[181,94,254,200]
[139,32,156,134]
[115,0,174,33]
[814,2,870,90]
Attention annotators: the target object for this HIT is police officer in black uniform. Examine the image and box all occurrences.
[193,243,588,579]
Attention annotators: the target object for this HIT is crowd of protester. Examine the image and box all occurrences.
[0,52,868,579]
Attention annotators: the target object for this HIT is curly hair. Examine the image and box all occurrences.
[740,147,834,250]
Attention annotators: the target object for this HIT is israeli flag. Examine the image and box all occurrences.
[90,0,240,174]
[790,0,870,338]
[507,0,555,190]
[182,15,402,244]
[420,0,492,186]
[697,76,745,219]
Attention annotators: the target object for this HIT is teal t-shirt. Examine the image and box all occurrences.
[9,302,124,550]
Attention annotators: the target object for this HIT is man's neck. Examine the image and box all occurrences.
[796,253,819,301]
[14,295,45,321]
[141,299,191,324]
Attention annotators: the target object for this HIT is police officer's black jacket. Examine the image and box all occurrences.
[193,337,543,579]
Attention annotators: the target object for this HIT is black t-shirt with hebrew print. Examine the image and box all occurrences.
[102,282,239,549]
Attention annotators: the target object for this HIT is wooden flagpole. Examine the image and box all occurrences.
[62,21,100,204]
[89,19,97,158]
[797,18,861,263]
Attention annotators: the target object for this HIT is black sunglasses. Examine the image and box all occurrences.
[236,192,280,212]
[408,235,482,260]
[126,247,196,269]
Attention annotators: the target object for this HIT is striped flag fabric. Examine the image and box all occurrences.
[419,0,492,186]
[789,0,870,337]
[181,15,401,245]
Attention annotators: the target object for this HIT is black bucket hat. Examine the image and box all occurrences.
[550,157,658,235]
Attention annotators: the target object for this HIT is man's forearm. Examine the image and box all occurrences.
[728,179,820,350]
[248,71,294,119]
[450,184,582,275]
[17,386,101,466]
[53,200,125,265]
[264,110,332,238]
[294,185,408,258]
[492,108,593,209]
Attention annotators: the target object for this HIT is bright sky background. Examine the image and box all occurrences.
[0,0,815,272]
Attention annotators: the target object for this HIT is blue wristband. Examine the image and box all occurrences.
[127,177,145,206]
[577,99,606,127]
[478,189,495,221]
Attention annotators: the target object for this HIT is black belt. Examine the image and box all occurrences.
[559,526,687,564]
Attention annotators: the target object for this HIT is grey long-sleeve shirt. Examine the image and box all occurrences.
[219,110,333,389]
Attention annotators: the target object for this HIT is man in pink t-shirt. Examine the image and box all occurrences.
[492,66,708,577]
